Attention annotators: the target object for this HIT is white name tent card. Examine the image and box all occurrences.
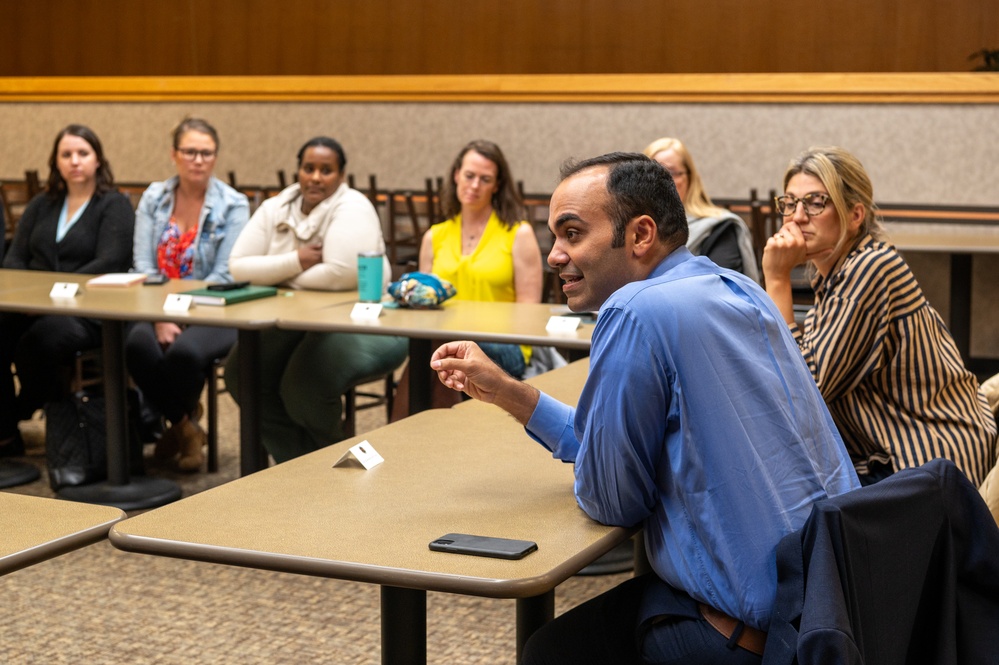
[546,315,581,334]
[50,282,80,298]
[333,440,385,470]
[350,302,383,321]
[163,293,193,312]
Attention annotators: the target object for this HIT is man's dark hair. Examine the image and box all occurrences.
[560,152,688,249]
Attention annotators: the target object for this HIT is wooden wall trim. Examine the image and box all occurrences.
[2,73,998,104]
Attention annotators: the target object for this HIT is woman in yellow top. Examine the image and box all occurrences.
[418,139,542,377]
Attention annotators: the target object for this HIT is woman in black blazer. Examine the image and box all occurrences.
[0,124,134,456]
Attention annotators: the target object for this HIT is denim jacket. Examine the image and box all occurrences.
[133,175,249,283]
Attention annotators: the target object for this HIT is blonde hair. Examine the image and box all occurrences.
[643,137,728,219]
[783,147,887,260]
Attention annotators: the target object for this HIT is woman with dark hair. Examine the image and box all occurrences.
[763,146,996,486]
[418,140,542,376]
[0,124,134,456]
[125,117,249,472]
[387,140,544,418]
[223,136,407,463]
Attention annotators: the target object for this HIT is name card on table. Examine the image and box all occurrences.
[49,282,80,298]
[333,440,384,470]
[163,293,193,312]
[350,302,383,321]
[546,315,581,334]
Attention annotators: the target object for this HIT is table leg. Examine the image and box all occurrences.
[237,329,267,475]
[516,591,555,662]
[58,320,181,510]
[949,253,972,362]
[409,338,432,414]
[381,585,426,665]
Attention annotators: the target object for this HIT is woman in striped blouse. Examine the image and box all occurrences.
[762,146,997,486]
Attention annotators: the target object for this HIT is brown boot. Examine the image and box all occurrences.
[174,417,206,473]
[153,425,179,462]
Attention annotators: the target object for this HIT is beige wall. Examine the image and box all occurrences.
[2,100,998,205]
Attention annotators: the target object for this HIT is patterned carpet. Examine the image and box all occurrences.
[1,380,631,664]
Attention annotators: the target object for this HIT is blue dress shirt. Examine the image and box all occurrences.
[526,248,860,630]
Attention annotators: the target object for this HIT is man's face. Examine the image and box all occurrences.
[546,167,637,312]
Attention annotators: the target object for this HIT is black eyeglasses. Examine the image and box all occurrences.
[176,148,217,162]
[774,193,830,217]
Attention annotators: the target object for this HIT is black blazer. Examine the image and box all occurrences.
[2,189,134,274]
[763,459,999,665]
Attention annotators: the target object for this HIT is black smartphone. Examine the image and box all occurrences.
[206,281,250,291]
[429,533,538,560]
[143,273,169,285]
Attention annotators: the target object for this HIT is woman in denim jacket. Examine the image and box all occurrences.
[126,117,249,472]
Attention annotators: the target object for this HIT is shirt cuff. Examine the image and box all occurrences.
[525,392,578,462]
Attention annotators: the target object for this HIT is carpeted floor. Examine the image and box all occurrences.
[1,378,631,664]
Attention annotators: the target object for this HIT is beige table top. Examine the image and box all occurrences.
[0,269,300,328]
[884,221,999,254]
[1,493,125,575]
[110,403,628,599]
[276,298,594,351]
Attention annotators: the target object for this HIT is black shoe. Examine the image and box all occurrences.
[0,432,25,458]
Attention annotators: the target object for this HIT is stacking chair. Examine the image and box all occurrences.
[385,181,440,277]
[342,374,396,439]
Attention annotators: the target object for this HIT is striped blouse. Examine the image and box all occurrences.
[790,235,997,485]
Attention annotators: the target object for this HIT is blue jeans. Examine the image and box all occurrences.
[522,574,762,665]
[479,342,526,378]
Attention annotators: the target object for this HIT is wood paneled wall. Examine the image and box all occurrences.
[4,0,998,76]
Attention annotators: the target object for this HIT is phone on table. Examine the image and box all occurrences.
[206,281,250,291]
[143,273,169,285]
[429,533,538,560]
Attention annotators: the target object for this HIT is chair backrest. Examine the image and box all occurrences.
[748,188,779,278]
[1,178,33,239]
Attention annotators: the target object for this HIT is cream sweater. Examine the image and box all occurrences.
[229,183,389,291]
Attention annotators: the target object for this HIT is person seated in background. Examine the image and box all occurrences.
[1,124,134,456]
[431,152,858,664]
[125,117,249,472]
[224,136,407,464]
[643,137,759,281]
[392,139,543,417]
[762,146,997,487]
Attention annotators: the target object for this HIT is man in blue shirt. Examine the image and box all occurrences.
[431,153,859,664]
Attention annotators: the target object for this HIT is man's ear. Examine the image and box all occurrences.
[630,215,658,257]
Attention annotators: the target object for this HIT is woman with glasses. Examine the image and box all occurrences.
[643,137,759,280]
[1,124,134,457]
[126,117,249,472]
[762,146,996,487]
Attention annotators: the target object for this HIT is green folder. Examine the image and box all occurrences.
[181,285,279,306]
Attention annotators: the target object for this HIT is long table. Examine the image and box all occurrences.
[0,269,594,483]
[884,220,999,363]
[1,492,124,576]
[110,360,627,664]
[0,270,288,505]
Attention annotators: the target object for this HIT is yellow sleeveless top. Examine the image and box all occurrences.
[430,211,532,363]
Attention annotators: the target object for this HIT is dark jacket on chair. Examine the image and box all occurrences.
[763,459,999,665]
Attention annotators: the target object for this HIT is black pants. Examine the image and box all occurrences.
[0,312,101,438]
[125,322,236,424]
[522,574,763,665]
